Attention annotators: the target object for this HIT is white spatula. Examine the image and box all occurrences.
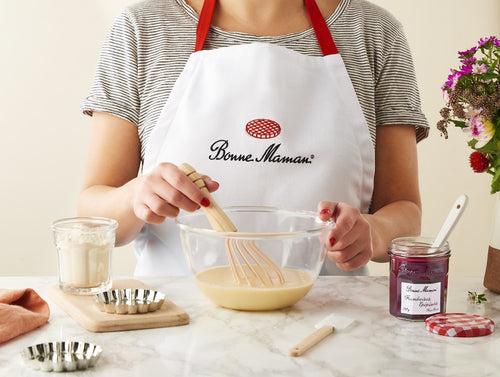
[431,194,468,248]
[289,314,354,357]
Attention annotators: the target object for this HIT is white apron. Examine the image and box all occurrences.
[137,0,374,276]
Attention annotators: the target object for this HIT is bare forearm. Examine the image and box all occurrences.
[77,179,144,246]
[364,200,422,263]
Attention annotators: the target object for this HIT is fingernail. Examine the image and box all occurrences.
[200,197,210,207]
[329,237,336,247]
[320,208,331,216]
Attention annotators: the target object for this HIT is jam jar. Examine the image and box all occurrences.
[389,237,450,321]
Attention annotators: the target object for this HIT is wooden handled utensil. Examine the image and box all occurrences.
[178,163,236,232]
[289,314,354,357]
[178,163,285,287]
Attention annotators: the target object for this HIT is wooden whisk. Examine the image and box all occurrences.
[178,163,285,287]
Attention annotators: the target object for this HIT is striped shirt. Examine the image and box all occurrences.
[82,0,429,161]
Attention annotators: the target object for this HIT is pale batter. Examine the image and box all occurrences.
[56,225,112,289]
[195,266,313,310]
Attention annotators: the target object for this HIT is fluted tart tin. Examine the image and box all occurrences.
[21,341,102,372]
[388,237,451,321]
[94,289,165,314]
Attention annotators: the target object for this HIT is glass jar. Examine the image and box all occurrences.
[52,217,117,295]
[388,237,450,321]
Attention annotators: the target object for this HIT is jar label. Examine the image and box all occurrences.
[401,282,441,315]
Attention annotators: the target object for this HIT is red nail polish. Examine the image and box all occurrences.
[320,208,331,215]
[329,237,336,247]
[200,197,210,207]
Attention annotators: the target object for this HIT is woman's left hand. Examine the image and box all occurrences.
[317,201,373,271]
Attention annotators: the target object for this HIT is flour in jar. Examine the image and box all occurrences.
[55,225,113,288]
[195,266,313,310]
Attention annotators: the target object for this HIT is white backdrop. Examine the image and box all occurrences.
[1,0,499,277]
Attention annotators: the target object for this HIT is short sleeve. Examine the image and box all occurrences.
[81,9,140,126]
[374,25,429,142]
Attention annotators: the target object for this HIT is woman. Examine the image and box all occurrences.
[79,0,428,276]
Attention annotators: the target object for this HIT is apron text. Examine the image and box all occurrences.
[208,139,314,164]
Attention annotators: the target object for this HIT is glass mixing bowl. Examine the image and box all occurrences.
[176,206,334,311]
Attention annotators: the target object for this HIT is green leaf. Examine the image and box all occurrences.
[494,113,500,127]
[476,129,500,154]
[451,120,467,129]
[482,72,497,81]
[468,290,488,304]
[477,140,499,155]
[491,153,500,169]
[491,169,500,194]
[477,293,487,303]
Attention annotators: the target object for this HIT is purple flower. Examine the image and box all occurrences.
[437,35,500,194]
[459,64,473,76]
[460,57,477,65]
[458,47,477,57]
[478,36,496,47]
[442,69,461,91]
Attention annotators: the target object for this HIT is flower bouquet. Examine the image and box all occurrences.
[437,36,500,193]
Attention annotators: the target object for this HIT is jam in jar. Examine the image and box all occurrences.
[389,237,450,321]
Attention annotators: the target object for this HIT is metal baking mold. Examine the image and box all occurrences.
[94,288,165,314]
[21,341,102,372]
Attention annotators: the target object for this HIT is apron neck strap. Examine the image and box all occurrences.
[304,0,338,55]
[195,0,216,52]
[195,0,339,56]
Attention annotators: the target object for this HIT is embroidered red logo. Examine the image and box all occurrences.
[245,119,281,139]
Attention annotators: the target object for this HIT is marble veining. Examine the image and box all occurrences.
[0,276,498,377]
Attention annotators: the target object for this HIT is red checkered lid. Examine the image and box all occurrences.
[425,313,495,337]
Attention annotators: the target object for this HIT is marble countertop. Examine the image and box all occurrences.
[1,275,499,377]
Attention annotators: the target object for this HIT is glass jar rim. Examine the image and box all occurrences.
[52,217,118,231]
[388,236,450,258]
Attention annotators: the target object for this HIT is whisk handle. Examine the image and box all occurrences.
[178,163,237,232]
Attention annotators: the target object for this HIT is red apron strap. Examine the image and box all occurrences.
[195,0,338,56]
[304,0,338,56]
[195,0,216,52]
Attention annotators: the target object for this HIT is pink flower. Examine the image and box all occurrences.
[465,110,495,148]
[442,90,450,104]
[472,63,488,74]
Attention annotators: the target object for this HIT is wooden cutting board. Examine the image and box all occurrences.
[48,279,189,332]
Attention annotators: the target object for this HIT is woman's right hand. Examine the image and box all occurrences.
[132,162,219,224]
[78,112,220,245]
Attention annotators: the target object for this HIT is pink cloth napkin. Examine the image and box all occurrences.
[0,288,50,344]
